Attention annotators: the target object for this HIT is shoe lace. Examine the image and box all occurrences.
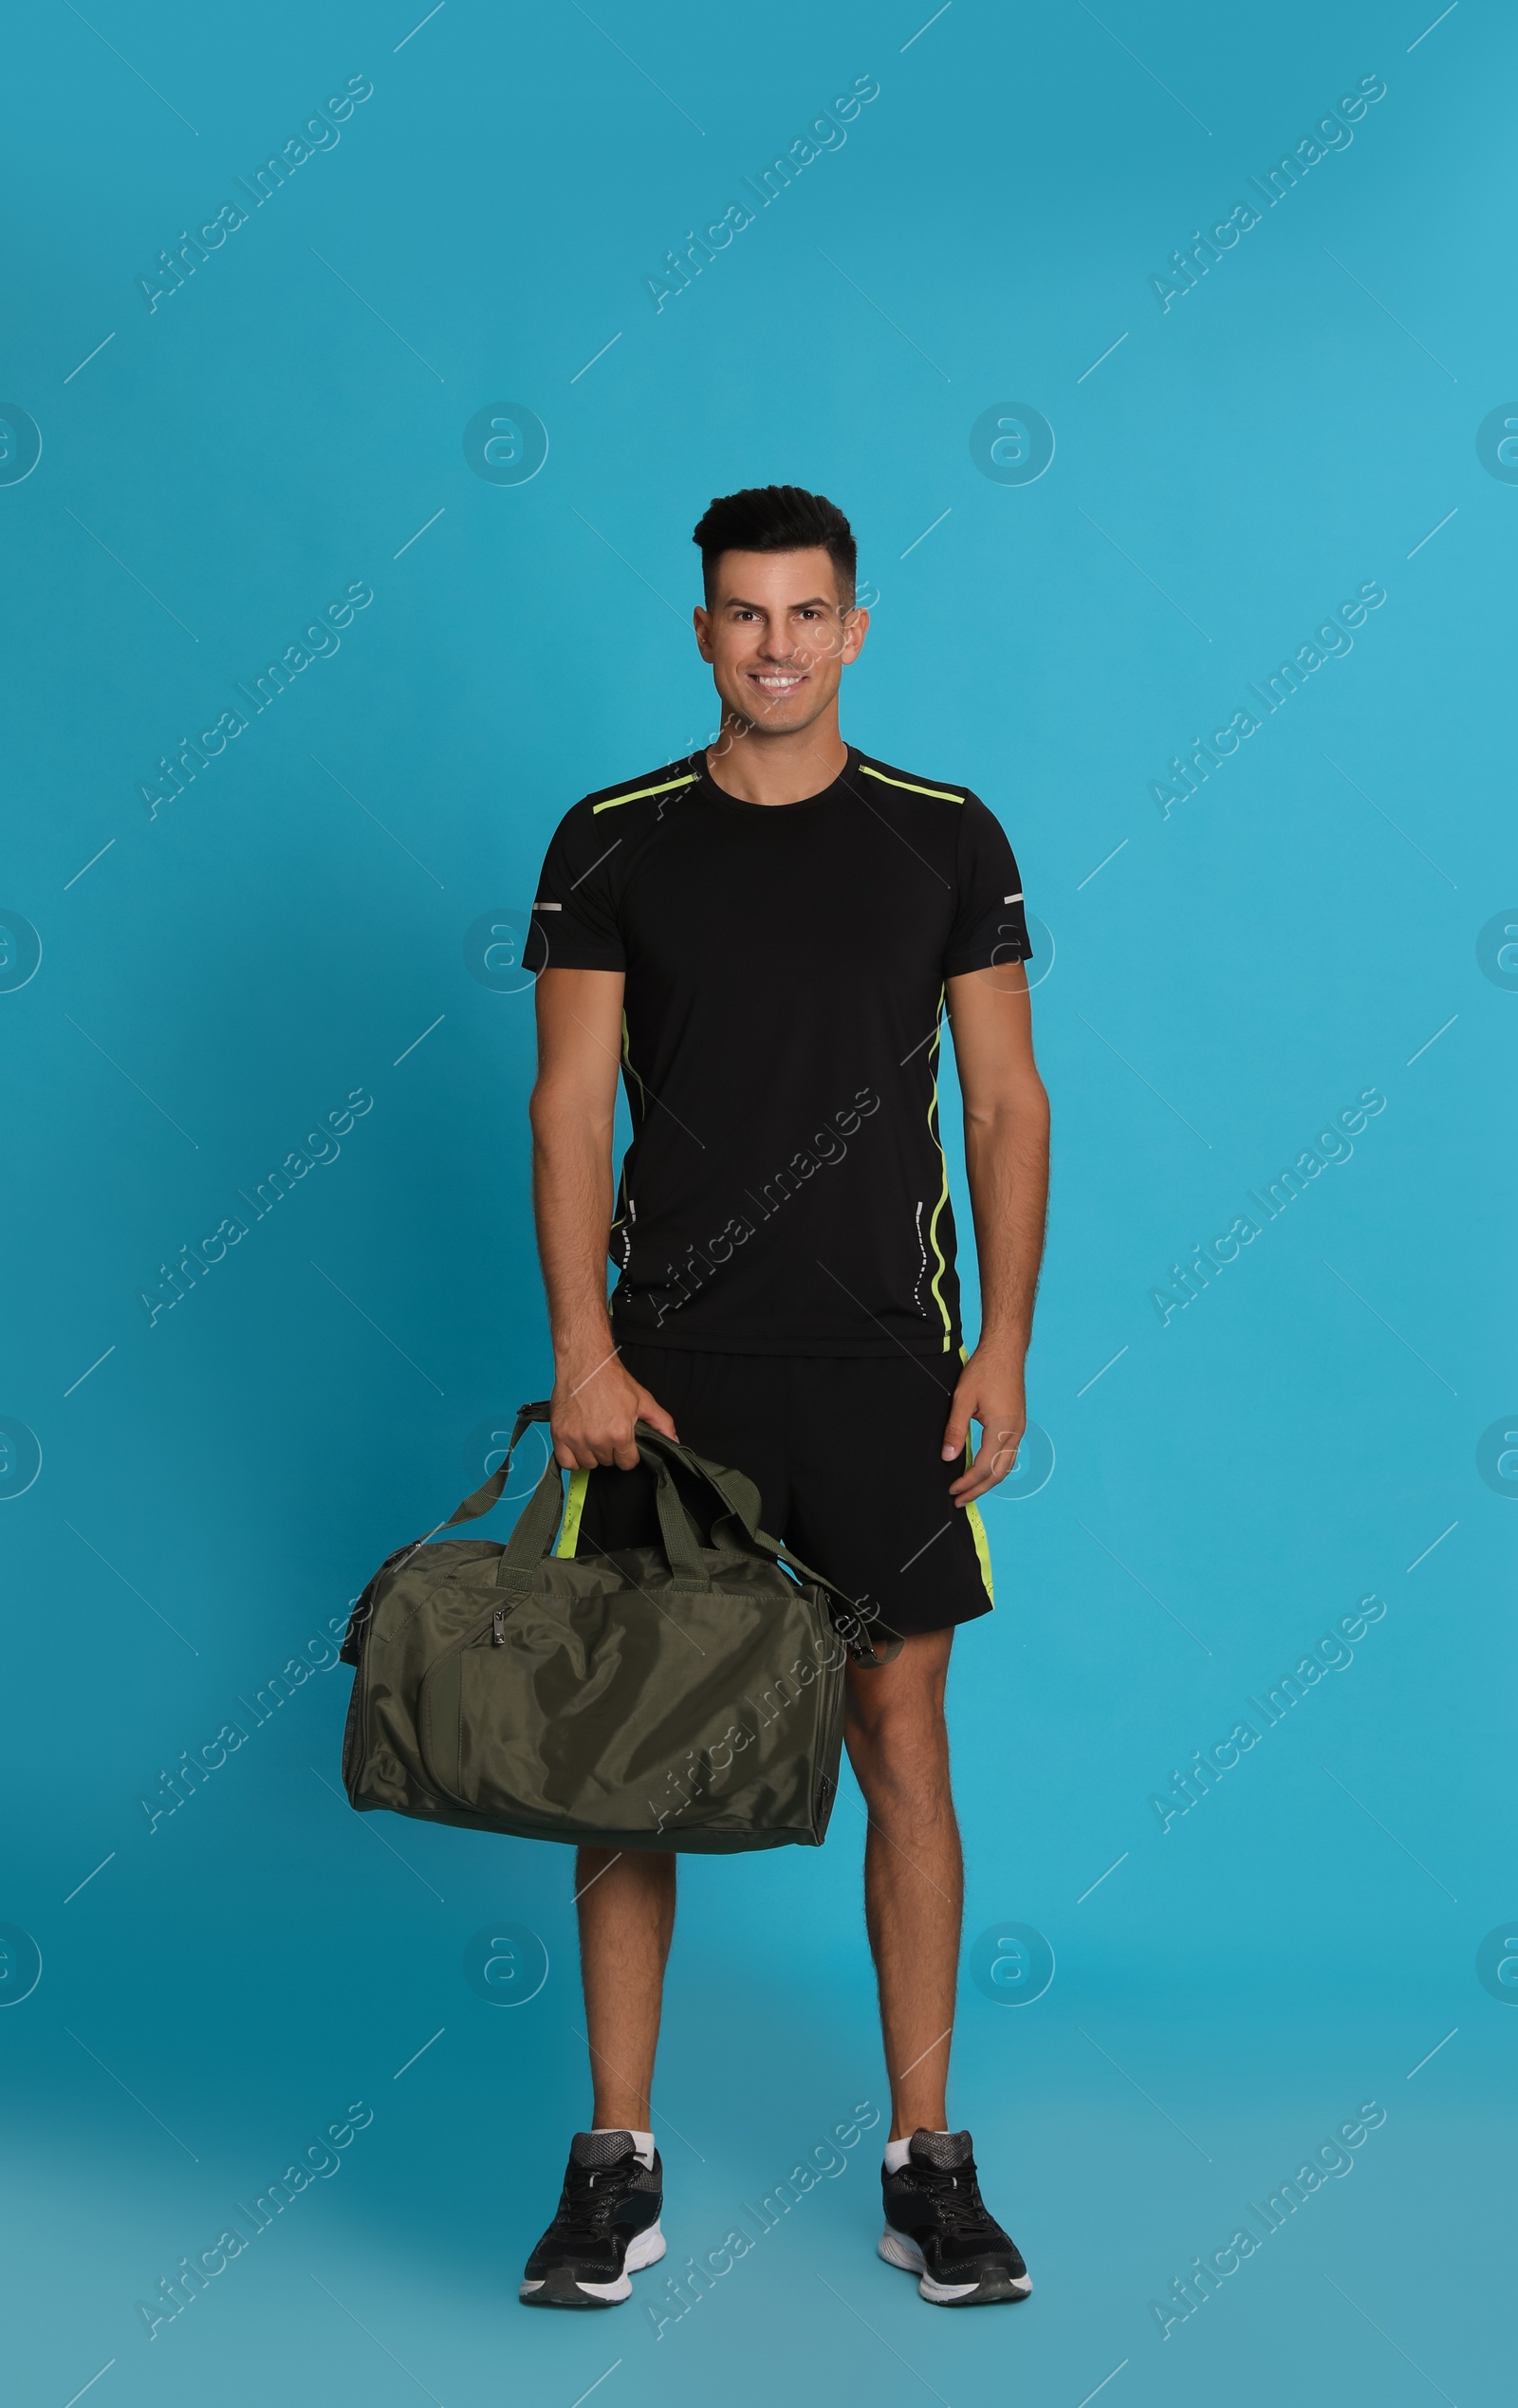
[554,2152,637,2246]
[917,2159,992,2235]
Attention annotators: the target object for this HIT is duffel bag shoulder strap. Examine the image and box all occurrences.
[341,1399,552,1660]
[775,1542,902,1669]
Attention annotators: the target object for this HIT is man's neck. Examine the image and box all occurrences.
[704,719,848,806]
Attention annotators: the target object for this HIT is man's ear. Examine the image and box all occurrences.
[693,605,713,659]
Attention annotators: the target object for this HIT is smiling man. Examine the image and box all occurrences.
[520,485,1049,2313]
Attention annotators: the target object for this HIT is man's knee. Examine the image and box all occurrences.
[846,1629,952,1740]
[847,1668,953,1815]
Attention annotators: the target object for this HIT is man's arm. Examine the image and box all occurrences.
[939,961,1050,1504]
[529,967,677,1469]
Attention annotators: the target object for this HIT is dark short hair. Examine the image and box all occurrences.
[693,485,856,604]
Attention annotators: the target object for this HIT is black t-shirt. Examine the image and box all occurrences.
[525,746,1031,1357]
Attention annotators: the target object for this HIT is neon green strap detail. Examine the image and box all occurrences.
[955,1364,994,1601]
[966,1502,994,1603]
[555,1468,588,1557]
[858,763,964,803]
[592,773,698,815]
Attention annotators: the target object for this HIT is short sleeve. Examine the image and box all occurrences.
[943,791,1031,976]
[523,804,625,973]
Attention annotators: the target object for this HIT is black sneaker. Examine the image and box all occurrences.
[879,2129,1031,2305]
[519,2132,665,2307]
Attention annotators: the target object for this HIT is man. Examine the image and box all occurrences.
[520,485,1049,2312]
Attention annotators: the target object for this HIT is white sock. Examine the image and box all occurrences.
[883,2129,949,2173]
[594,2124,656,2169]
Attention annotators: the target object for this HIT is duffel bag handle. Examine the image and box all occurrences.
[491,1406,905,1657]
[494,1434,706,1589]
[626,1418,901,1670]
[341,1400,899,1665]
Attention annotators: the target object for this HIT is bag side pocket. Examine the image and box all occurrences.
[420,1649,465,1802]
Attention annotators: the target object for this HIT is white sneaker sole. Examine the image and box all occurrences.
[520,2219,666,2306]
[879,2225,1032,2305]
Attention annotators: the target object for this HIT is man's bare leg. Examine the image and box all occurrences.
[576,1847,676,2127]
[848,1626,1030,2304]
[519,1849,673,2306]
[843,1628,962,2135]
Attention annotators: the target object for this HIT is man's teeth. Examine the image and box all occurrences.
[755,675,802,688]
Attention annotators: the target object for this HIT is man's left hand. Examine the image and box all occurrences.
[941,1345,1027,1505]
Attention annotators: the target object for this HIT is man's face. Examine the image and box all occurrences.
[693,546,868,735]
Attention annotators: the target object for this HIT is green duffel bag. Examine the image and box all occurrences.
[340,1401,897,1853]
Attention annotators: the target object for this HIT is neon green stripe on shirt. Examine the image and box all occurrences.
[858,764,964,803]
[592,773,698,815]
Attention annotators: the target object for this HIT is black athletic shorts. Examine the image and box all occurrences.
[561,1343,995,1639]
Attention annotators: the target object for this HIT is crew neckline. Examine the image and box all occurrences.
[696,743,858,814]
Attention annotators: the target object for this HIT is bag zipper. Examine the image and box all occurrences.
[417,1594,523,1807]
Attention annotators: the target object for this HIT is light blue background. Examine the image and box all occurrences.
[3,2,1510,2402]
